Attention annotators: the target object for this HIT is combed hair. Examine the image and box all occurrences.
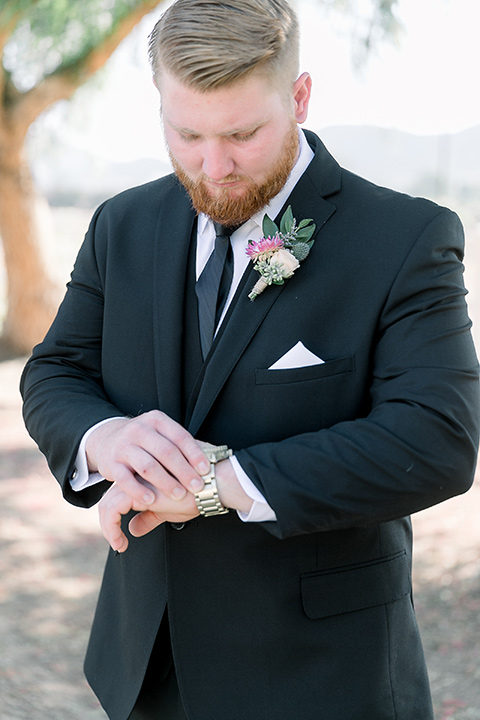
[148,0,300,90]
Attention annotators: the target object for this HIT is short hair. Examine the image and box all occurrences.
[148,0,300,91]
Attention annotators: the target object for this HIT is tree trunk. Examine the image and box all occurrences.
[0,0,166,354]
[0,138,60,355]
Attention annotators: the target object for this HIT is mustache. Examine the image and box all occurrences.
[200,174,246,186]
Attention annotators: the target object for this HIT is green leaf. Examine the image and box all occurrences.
[279,205,294,235]
[293,224,316,242]
[297,218,314,230]
[262,214,278,239]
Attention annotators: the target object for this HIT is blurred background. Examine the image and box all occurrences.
[0,1,479,718]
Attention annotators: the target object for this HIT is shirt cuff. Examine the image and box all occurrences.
[70,417,123,492]
[229,455,277,522]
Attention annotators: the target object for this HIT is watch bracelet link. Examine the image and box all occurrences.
[194,445,232,517]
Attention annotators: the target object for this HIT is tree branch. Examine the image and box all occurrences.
[9,0,163,139]
[71,0,163,77]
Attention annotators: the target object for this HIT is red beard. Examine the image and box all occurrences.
[169,122,299,226]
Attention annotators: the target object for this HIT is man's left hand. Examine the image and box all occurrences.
[98,454,253,552]
[98,482,199,553]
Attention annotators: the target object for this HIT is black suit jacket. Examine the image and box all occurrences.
[21,131,479,720]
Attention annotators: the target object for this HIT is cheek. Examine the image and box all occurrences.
[241,142,282,179]
[164,128,199,173]
[171,142,202,175]
[238,138,272,170]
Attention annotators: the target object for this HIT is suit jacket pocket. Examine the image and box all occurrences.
[255,355,354,385]
[301,550,410,619]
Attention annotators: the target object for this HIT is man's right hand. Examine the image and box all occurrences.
[85,410,210,506]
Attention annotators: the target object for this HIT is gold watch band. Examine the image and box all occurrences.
[194,445,232,517]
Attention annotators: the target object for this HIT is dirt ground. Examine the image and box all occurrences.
[0,352,478,720]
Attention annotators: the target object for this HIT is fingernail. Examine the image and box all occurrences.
[172,486,187,500]
[143,492,155,505]
[190,478,204,493]
[198,461,209,475]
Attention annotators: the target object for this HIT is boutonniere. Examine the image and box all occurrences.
[246,206,316,301]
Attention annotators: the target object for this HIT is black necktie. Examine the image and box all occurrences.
[195,222,236,359]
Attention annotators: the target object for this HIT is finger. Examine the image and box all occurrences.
[129,510,166,538]
[125,444,190,501]
[94,411,210,502]
[99,487,138,553]
[107,461,157,506]
[150,411,210,476]
[126,416,208,497]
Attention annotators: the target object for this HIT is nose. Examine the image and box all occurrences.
[202,140,235,181]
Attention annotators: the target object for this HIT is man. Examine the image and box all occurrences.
[21,0,479,718]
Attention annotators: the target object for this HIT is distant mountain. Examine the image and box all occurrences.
[32,124,480,207]
[32,146,172,207]
[319,124,480,201]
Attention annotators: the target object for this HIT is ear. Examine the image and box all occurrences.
[293,72,312,124]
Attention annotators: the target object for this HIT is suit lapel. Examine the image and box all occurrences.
[152,178,196,423]
[187,132,341,436]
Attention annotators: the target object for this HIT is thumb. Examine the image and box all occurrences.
[129,510,165,538]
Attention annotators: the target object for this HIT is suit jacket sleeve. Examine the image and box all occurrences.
[21,202,120,507]
[21,176,193,508]
[234,208,480,538]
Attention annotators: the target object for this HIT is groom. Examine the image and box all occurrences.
[21,0,479,718]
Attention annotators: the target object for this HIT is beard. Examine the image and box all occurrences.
[169,121,300,226]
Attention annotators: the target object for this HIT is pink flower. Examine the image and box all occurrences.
[245,234,284,260]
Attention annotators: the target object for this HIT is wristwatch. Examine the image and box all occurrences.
[194,444,232,517]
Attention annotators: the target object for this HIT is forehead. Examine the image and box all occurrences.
[159,70,289,134]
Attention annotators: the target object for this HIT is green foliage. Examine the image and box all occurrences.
[314,0,402,65]
[262,214,279,239]
[2,0,155,91]
[279,206,294,235]
[357,0,401,51]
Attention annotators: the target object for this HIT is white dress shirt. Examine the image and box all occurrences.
[71,129,314,523]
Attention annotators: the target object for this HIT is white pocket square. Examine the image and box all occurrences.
[268,341,325,370]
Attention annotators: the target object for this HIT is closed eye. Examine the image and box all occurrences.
[231,129,258,142]
[179,132,200,142]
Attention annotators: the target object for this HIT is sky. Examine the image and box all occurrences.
[35,0,480,164]
[302,0,480,135]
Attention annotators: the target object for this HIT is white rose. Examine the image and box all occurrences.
[270,248,300,278]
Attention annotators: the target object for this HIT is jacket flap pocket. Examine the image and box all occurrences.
[301,551,410,620]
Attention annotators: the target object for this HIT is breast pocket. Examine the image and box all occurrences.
[255,355,355,385]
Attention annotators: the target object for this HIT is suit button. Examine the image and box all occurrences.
[170,523,185,531]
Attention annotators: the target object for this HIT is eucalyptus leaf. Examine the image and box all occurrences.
[279,205,294,235]
[294,225,316,241]
[262,214,278,238]
[297,218,314,229]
